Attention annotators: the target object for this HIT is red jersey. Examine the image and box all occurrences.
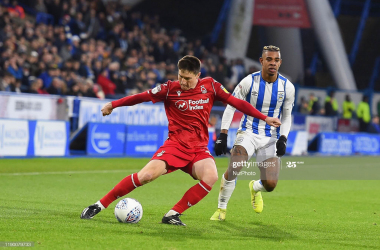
[147,77,231,149]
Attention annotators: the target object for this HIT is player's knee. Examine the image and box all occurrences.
[263,180,277,192]
[138,171,155,184]
[202,173,218,187]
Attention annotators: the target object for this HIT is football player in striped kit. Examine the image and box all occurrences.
[210,45,295,221]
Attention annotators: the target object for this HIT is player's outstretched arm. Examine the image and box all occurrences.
[101,92,152,116]
[225,95,281,127]
[214,80,281,127]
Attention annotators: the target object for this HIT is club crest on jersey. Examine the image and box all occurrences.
[200,85,207,94]
[177,90,181,96]
[278,91,284,102]
[151,85,161,94]
[175,100,189,111]
[236,137,244,143]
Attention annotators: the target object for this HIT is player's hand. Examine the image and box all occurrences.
[265,117,281,127]
[101,102,114,116]
[214,133,228,156]
[276,135,287,157]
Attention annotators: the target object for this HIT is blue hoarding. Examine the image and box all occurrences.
[0,119,69,157]
[125,125,167,157]
[317,132,380,155]
[86,123,126,155]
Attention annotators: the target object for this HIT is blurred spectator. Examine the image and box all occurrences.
[368,116,380,134]
[85,8,100,39]
[47,77,67,95]
[324,91,339,116]
[342,94,356,119]
[7,0,25,19]
[20,62,31,92]
[97,69,116,98]
[308,93,320,115]
[356,96,371,132]
[230,59,245,87]
[7,56,23,79]
[27,51,40,76]
[377,100,380,118]
[297,96,309,115]
[30,78,48,94]
[6,79,21,92]
[71,12,86,36]
[67,82,81,96]
[80,79,97,98]
[310,97,321,115]
[35,0,47,13]
[39,64,59,88]
[368,115,380,134]
[0,72,15,91]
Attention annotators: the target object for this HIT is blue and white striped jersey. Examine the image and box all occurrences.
[221,71,295,138]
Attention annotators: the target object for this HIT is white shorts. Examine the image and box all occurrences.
[233,130,278,162]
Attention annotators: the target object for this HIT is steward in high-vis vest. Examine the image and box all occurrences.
[342,94,356,119]
[357,96,371,132]
[324,91,339,116]
[308,93,317,113]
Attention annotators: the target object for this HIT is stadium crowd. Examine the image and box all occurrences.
[296,91,380,133]
[0,0,252,100]
[1,0,379,133]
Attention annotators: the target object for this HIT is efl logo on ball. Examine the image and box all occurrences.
[114,198,143,224]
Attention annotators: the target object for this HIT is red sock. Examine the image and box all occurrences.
[100,173,141,208]
[172,181,212,214]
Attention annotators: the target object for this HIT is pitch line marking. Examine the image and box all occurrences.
[0,169,140,176]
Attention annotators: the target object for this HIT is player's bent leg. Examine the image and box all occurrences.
[137,160,168,185]
[162,158,216,226]
[211,145,248,221]
[191,158,218,187]
[81,160,167,219]
[225,145,249,181]
[259,157,280,192]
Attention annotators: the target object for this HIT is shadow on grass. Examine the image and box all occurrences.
[92,217,296,243]
[211,220,295,242]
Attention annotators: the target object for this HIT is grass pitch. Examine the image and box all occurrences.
[0,157,379,249]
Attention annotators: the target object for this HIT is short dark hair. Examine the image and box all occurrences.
[262,45,280,55]
[178,55,201,75]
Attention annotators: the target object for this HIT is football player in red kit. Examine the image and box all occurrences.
[81,55,281,226]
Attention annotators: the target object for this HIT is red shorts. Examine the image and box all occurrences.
[150,140,214,178]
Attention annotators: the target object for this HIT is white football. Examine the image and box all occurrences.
[114,198,143,223]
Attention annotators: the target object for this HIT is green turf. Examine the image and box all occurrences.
[0,157,379,249]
